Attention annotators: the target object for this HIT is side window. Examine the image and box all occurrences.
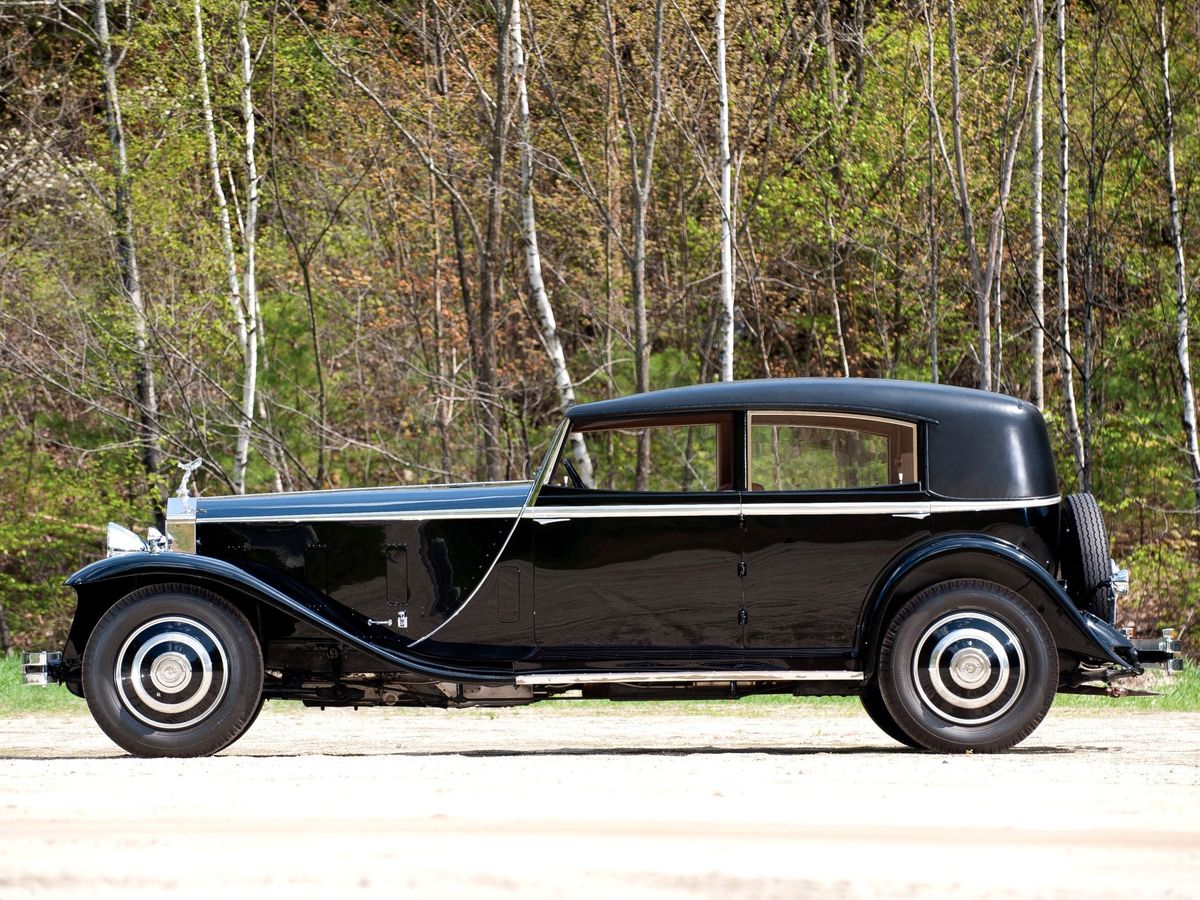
[552,418,731,492]
[748,413,917,491]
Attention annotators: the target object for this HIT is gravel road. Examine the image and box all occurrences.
[2,703,1198,899]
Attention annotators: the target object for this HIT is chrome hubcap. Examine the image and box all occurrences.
[149,652,191,692]
[115,616,228,730]
[912,612,1025,726]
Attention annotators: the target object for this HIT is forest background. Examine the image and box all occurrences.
[1,0,1198,659]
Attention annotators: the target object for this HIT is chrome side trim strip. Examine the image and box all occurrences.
[195,495,1059,524]
[928,496,1060,512]
[524,496,1060,520]
[197,509,522,524]
[526,504,739,519]
[516,670,865,685]
[740,501,931,517]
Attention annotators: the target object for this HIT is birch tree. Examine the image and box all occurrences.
[1056,0,1085,483]
[94,0,160,476]
[716,0,734,382]
[510,0,594,485]
[1156,0,1200,523]
[194,0,262,494]
[477,0,514,481]
[1030,0,1045,409]
[193,0,261,495]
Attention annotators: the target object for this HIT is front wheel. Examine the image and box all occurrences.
[878,580,1057,753]
[83,584,264,757]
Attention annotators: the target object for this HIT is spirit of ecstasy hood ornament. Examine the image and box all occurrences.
[176,458,204,514]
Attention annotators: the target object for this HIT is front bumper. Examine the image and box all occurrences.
[21,651,62,686]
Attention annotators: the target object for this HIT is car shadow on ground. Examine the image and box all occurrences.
[0,744,1081,761]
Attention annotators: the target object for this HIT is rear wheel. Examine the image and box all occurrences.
[1061,492,1115,623]
[83,584,263,758]
[878,580,1057,753]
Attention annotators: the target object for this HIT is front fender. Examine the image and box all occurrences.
[859,535,1137,673]
[65,553,513,683]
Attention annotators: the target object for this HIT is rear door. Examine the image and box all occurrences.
[739,411,931,652]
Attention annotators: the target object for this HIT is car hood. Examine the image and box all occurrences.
[191,481,533,523]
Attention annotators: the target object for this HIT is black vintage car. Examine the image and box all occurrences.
[24,378,1180,756]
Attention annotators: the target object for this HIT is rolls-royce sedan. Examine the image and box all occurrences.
[23,379,1180,756]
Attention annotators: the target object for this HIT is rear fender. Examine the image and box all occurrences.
[63,553,512,683]
[859,535,1136,675]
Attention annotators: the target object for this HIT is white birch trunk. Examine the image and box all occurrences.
[1031,0,1045,409]
[94,0,160,474]
[1056,0,1085,482]
[233,0,259,495]
[509,0,594,486]
[944,0,990,390]
[716,0,735,382]
[1157,0,1200,520]
[193,0,249,438]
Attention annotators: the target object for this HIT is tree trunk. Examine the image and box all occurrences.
[478,0,514,482]
[1030,0,1045,409]
[934,0,1035,392]
[716,0,735,382]
[606,0,665,490]
[195,0,255,494]
[924,0,939,383]
[510,0,594,484]
[1157,0,1200,524]
[94,0,160,476]
[1056,0,1085,483]
[231,0,260,494]
[944,0,990,390]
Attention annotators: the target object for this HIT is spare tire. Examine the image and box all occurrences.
[1060,492,1115,624]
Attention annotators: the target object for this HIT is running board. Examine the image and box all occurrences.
[515,670,864,686]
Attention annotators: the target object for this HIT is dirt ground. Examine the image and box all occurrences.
[1,703,1198,899]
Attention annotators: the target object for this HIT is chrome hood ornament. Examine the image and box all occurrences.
[176,458,204,514]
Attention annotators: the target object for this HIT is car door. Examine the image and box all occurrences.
[739,411,931,652]
[531,414,743,658]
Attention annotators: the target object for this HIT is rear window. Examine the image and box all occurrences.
[748,412,917,491]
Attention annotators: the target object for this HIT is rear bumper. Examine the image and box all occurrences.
[1130,629,1184,673]
[21,651,63,686]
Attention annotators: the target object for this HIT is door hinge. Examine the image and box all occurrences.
[737,560,747,577]
[738,608,748,626]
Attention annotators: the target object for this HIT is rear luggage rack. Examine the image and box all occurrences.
[21,651,62,686]
[1128,628,1184,673]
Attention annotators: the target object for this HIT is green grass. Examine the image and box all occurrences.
[1,652,1196,718]
[1050,665,1200,712]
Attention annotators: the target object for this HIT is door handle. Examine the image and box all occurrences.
[533,517,571,525]
[892,511,930,520]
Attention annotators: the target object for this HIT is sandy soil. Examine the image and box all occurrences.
[1,703,1198,899]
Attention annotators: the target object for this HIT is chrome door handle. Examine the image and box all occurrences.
[532,517,571,525]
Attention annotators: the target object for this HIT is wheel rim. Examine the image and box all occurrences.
[114,616,229,730]
[911,611,1025,726]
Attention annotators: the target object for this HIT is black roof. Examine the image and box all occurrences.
[568,378,1058,500]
